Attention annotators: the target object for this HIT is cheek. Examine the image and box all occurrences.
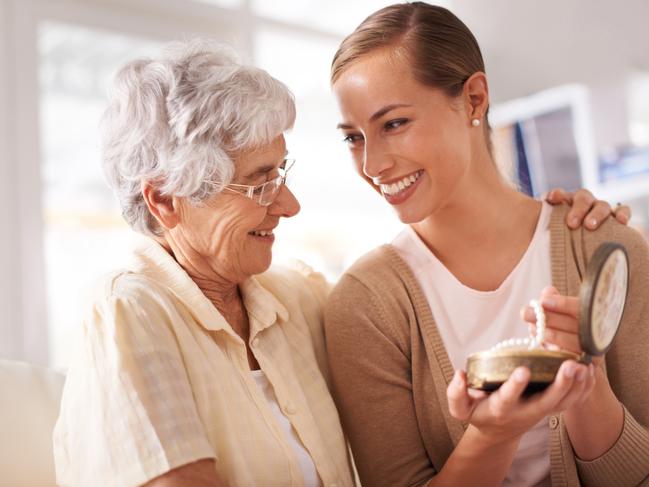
[190,204,266,253]
[408,123,471,179]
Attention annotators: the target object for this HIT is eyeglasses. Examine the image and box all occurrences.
[222,158,295,207]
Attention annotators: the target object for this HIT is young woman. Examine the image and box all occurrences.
[324,3,649,487]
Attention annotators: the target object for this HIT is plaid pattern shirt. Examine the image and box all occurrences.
[54,236,354,487]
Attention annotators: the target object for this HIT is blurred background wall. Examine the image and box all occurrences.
[1,0,648,370]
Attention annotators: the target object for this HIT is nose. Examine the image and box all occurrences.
[268,184,300,218]
[361,139,394,180]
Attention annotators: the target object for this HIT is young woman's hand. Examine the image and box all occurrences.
[546,188,630,229]
[447,360,595,443]
[522,286,604,365]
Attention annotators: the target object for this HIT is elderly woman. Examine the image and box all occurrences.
[53,39,627,487]
[53,40,354,487]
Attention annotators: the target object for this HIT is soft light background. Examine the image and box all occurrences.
[1,0,648,370]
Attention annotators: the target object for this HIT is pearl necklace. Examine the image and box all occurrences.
[490,300,546,351]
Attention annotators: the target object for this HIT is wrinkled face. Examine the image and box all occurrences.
[173,135,300,282]
[333,50,474,224]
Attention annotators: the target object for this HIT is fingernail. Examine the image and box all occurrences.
[588,218,597,228]
[563,364,575,378]
[514,368,528,383]
[542,297,557,309]
[571,217,579,227]
[575,368,585,382]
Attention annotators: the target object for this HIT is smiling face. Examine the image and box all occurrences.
[333,49,482,224]
[170,135,300,282]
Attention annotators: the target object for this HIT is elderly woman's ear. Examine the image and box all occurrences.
[141,181,180,231]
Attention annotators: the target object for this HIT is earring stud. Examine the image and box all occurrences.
[471,118,481,127]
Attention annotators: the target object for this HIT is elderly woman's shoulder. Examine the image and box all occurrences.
[86,268,177,317]
[257,260,332,308]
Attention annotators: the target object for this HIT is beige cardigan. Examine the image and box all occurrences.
[324,204,649,487]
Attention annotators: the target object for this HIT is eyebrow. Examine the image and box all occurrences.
[336,103,412,130]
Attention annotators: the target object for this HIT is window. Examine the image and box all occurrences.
[39,22,164,368]
[254,27,402,280]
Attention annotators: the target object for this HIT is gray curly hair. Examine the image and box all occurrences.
[101,39,296,236]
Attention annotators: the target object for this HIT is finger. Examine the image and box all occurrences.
[490,367,530,417]
[541,295,580,320]
[528,321,581,352]
[571,364,597,407]
[542,326,582,354]
[566,189,596,229]
[553,363,591,410]
[546,188,572,205]
[583,200,615,230]
[542,308,580,332]
[468,388,488,401]
[530,360,578,413]
[447,370,474,421]
[522,286,559,323]
[614,204,631,225]
[539,285,559,299]
[522,306,537,323]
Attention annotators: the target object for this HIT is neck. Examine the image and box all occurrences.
[157,235,246,323]
[411,159,541,290]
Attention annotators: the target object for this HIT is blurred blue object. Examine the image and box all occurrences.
[599,146,649,183]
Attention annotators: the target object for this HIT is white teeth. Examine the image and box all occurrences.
[251,230,273,237]
[380,171,422,196]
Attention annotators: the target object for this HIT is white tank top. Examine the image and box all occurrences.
[251,369,322,487]
[392,201,553,487]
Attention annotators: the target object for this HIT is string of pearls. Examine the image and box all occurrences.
[490,299,546,351]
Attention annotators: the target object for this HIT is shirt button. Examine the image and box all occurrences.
[549,416,559,429]
[284,402,297,415]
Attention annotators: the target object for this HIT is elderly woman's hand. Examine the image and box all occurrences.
[546,188,631,230]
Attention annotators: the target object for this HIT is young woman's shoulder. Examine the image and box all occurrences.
[332,244,408,296]
[325,245,415,352]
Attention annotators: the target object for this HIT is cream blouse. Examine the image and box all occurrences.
[53,235,354,487]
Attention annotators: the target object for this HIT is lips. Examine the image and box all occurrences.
[379,170,424,205]
[377,170,423,196]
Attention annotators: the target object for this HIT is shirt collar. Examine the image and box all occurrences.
[241,277,289,340]
[127,234,288,338]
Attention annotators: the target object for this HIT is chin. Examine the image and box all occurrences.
[249,255,273,276]
[393,205,433,225]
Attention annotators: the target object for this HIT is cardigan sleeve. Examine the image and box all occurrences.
[572,222,649,487]
[324,272,435,487]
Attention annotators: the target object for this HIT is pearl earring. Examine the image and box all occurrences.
[471,118,481,127]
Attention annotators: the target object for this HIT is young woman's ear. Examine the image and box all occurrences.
[464,72,489,122]
[141,181,180,230]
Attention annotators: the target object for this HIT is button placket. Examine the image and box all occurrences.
[283,402,298,415]
[549,416,559,429]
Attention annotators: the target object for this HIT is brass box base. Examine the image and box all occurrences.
[466,349,579,394]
